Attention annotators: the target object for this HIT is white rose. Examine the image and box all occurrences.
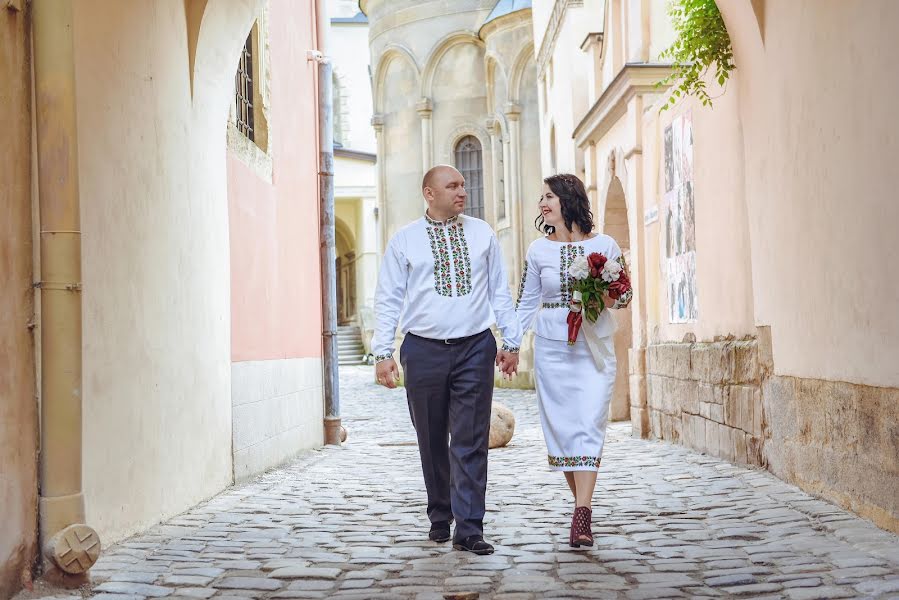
[601,260,622,283]
[569,255,590,280]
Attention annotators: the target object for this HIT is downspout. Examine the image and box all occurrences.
[31,0,100,583]
[313,0,341,445]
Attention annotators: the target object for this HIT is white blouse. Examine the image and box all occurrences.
[372,213,523,362]
[516,234,631,341]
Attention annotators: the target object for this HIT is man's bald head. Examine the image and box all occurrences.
[421,164,467,220]
[422,164,461,192]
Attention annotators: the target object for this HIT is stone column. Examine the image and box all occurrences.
[371,114,386,253]
[624,94,649,438]
[505,102,523,271]
[416,98,433,173]
[486,119,502,224]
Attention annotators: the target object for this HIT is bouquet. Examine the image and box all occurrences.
[566,252,631,345]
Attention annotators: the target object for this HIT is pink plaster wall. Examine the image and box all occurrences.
[228,0,323,362]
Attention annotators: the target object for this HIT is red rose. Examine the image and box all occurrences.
[590,266,601,278]
[588,253,607,270]
[608,275,631,300]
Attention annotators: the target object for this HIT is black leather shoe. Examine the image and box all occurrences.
[428,520,452,542]
[452,535,494,555]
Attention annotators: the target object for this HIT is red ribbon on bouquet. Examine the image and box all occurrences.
[566,301,583,345]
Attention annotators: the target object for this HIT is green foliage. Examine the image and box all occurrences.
[658,0,735,111]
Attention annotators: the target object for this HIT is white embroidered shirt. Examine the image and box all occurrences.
[515,234,633,341]
[372,213,522,362]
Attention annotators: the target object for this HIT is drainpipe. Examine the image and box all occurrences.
[313,0,341,445]
[31,0,100,584]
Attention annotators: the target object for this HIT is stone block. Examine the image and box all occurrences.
[692,342,734,385]
[650,409,663,438]
[629,347,646,376]
[733,341,759,384]
[733,427,748,464]
[717,424,736,462]
[629,373,647,410]
[631,406,650,439]
[699,402,712,420]
[709,403,724,424]
[756,325,774,375]
[705,419,718,455]
[746,434,765,467]
[647,343,691,379]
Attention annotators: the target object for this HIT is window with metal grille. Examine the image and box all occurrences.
[234,32,255,141]
[454,135,484,220]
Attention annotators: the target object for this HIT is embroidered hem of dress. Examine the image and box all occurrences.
[548,455,602,470]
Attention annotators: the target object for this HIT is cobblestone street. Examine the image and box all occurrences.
[34,366,899,600]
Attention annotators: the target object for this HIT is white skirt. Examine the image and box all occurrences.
[533,334,616,471]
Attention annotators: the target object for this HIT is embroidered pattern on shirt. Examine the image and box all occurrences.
[447,222,472,296]
[515,261,528,308]
[426,226,453,297]
[548,455,601,468]
[558,244,585,304]
[541,302,568,309]
[425,220,471,297]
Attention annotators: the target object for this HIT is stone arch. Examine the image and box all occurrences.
[485,54,508,112]
[373,44,420,113]
[603,161,633,422]
[334,217,357,324]
[443,123,490,165]
[421,32,486,98]
[189,0,259,118]
[509,41,535,104]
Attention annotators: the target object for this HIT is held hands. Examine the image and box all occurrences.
[496,350,519,380]
[375,358,400,389]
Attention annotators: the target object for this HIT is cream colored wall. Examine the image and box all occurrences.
[0,7,38,597]
[718,0,899,387]
[541,3,592,175]
[641,83,755,344]
[331,19,375,153]
[73,0,259,542]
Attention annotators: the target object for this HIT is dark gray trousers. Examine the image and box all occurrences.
[400,329,496,541]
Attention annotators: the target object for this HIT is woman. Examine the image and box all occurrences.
[515,173,632,547]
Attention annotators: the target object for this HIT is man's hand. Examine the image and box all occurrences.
[375,358,400,389]
[496,350,519,380]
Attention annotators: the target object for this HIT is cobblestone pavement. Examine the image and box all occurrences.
[29,366,899,600]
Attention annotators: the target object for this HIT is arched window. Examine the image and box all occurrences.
[454,135,484,220]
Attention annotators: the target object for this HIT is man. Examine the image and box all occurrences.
[372,165,521,555]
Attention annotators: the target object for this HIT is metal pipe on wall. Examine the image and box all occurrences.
[314,0,341,445]
[31,0,100,582]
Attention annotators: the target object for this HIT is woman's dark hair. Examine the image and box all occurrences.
[534,173,595,235]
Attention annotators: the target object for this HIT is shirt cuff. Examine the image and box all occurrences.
[374,351,394,363]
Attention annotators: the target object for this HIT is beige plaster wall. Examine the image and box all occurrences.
[641,81,755,344]
[72,0,259,542]
[0,6,38,598]
[718,0,899,388]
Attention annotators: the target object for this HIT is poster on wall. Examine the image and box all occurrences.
[663,111,698,323]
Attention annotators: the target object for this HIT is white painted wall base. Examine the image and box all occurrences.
[231,358,324,481]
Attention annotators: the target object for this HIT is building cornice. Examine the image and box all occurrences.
[572,63,674,148]
[334,147,377,162]
[478,7,532,40]
[536,0,583,77]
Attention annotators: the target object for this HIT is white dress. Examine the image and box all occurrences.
[515,234,630,471]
